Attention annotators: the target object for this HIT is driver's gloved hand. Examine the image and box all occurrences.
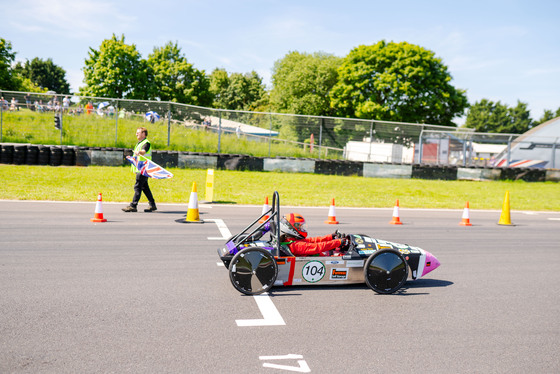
[333,230,346,239]
[339,237,350,251]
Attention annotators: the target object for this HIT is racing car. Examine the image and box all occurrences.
[217,192,440,295]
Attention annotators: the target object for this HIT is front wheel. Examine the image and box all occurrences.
[229,247,278,295]
[364,249,408,294]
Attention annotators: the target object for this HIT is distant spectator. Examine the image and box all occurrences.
[236,125,241,138]
[1,97,8,110]
[203,117,211,131]
[24,93,31,109]
[10,97,18,111]
[63,96,70,112]
[86,101,93,115]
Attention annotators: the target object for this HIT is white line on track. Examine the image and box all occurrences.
[236,293,286,326]
[205,218,232,240]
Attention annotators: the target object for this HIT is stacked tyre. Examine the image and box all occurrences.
[1,145,14,164]
[38,146,50,165]
[49,147,62,166]
[26,145,39,165]
[13,145,27,165]
[62,147,75,166]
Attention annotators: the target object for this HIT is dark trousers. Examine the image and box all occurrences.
[131,173,155,207]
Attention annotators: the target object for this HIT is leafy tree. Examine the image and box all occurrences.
[537,107,560,124]
[147,41,212,106]
[465,99,534,134]
[80,34,151,99]
[0,38,19,91]
[330,41,468,126]
[209,68,266,110]
[14,57,70,93]
[270,51,342,116]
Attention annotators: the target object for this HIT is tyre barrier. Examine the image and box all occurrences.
[1,144,14,164]
[26,145,39,165]
[62,147,76,166]
[0,143,558,182]
[38,146,50,165]
[13,145,27,165]
[49,147,62,166]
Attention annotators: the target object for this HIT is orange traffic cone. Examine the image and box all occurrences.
[459,201,472,226]
[389,199,403,225]
[324,198,339,224]
[258,196,270,223]
[91,193,107,223]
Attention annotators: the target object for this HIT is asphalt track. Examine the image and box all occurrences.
[1,200,559,373]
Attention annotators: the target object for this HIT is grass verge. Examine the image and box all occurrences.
[2,164,559,211]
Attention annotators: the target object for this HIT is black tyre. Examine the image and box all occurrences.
[364,249,408,294]
[229,247,277,295]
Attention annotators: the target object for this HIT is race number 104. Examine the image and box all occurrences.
[302,261,325,283]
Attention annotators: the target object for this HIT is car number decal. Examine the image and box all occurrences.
[302,261,325,283]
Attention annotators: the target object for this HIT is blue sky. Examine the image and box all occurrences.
[1,0,559,122]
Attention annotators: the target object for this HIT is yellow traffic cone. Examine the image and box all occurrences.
[185,182,203,223]
[498,190,513,225]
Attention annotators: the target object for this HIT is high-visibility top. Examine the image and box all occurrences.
[131,138,152,173]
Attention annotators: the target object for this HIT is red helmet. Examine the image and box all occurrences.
[280,213,308,239]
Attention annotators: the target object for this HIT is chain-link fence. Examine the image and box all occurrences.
[1,89,558,167]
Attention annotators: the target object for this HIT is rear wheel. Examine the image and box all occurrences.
[229,247,277,295]
[364,249,408,294]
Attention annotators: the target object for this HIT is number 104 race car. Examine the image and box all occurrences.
[217,192,441,295]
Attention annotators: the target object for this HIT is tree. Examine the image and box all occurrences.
[330,41,468,126]
[270,51,342,116]
[80,34,151,99]
[147,41,212,106]
[465,99,534,134]
[14,57,70,93]
[537,107,560,124]
[209,68,266,110]
[0,38,19,91]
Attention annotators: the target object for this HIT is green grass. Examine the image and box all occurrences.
[0,109,331,158]
[2,164,559,211]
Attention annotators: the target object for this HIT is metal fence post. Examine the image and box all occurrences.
[114,100,119,147]
[368,120,374,162]
[217,111,222,154]
[58,95,63,146]
[268,112,272,157]
[418,129,424,164]
[318,117,323,160]
[552,138,558,169]
[167,103,171,147]
[506,136,512,166]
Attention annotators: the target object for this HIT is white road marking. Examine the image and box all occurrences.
[209,219,286,327]
[549,218,560,221]
[259,355,310,372]
[236,293,286,326]
[205,218,232,240]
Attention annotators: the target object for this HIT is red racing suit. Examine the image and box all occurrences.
[285,234,343,256]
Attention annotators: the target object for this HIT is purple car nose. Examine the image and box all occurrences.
[421,251,441,277]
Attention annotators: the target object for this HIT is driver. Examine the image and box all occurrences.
[279,213,350,256]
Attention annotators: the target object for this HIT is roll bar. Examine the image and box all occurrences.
[224,191,281,257]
